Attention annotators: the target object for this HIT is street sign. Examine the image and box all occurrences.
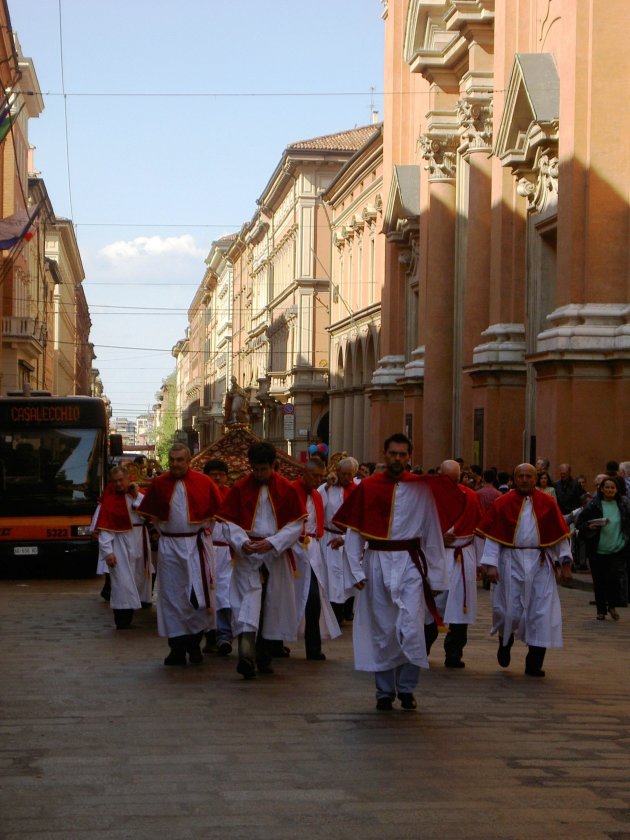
[283,404,295,415]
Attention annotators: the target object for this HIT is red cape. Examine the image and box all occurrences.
[476,488,569,547]
[452,484,483,537]
[292,478,324,538]
[95,483,134,532]
[216,470,307,533]
[332,471,466,539]
[138,469,222,524]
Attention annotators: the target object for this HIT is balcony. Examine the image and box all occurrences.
[2,316,45,348]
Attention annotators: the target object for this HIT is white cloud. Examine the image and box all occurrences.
[98,234,205,263]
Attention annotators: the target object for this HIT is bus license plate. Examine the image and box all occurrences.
[14,546,38,555]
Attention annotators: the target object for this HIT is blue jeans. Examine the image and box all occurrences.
[216,607,232,644]
[374,663,419,699]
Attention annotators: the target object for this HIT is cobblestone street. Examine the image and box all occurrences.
[1,575,629,840]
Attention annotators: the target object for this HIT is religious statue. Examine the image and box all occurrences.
[224,376,250,426]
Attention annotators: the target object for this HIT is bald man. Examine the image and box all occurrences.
[435,460,483,669]
[476,464,571,677]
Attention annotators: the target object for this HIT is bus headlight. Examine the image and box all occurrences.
[74,525,92,536]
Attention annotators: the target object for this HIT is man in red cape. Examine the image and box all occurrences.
[139,443,223,666]
[93,465,151,629]
[477,462,572,677]
[215,441,307,680]
[333,433,465,712]
[291,459,341,661]
[433,460,483,669]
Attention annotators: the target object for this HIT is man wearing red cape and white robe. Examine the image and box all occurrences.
[435,460,483,669]
[291,459,341,661]
[477,463,572,677]
[93,465,152,629]
[202,459,233,657]
[333,433,466,712]
[215,441,307,680]
[138,443,223,666]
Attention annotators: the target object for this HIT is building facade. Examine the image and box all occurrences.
[371,0,628,477]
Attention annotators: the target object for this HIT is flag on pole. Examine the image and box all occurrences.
[0,205,41,250]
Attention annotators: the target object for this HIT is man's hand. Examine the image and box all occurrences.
[243,539,273,554]
[105,553,117,568]
[328,537,345,550]
[559,563,573,583]
[354,579,366,590]
[483,564,499,584]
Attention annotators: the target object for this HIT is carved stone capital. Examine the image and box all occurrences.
[457,98,493,151]
[517,149,559,213]
[419,133,459,181]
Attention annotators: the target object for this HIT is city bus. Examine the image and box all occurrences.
[0,393,108,572]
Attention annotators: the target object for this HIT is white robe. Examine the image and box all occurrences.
[318,482,355,604]
[343,482,448,672]
[480,497,572,648]
[293,494,342,642]
[435,535,483,625]
[97,494,153,610]
[155,481,215,638]
[222,487,304,640]
[212,520,233,612]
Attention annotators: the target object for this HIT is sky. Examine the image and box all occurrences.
[9,0,384,420]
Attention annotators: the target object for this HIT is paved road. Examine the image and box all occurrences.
[1,575,629,840]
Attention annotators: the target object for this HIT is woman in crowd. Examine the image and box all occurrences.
[577,477,630,620]
[536,471,557,500]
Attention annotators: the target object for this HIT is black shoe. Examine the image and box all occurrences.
[397,693,417,711]
[497,635,513,668]
[444,657,465,669]
[203,630,217,654]
[188,646,203,665]
[217,641,232,657]
[236,657,256,679]
[306,652,326,661]
[164,650,187,667]
[525,667,546,677]
[376,697,393,711]
[140,601,152,609]
[256,661,274,674]
[113,609,133,629]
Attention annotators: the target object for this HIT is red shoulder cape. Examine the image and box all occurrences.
[95,483,133,532]
[138,469,222,524]
[452,484,483,537]
[292,478,324,538]
[216,471,307,533]
[475,488,569,547]
[332,471,466,539]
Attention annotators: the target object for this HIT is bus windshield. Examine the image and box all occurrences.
[0,426,104,515]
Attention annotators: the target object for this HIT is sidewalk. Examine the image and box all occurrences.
[0,576,628,840]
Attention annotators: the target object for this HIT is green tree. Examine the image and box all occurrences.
[151,370,177,467]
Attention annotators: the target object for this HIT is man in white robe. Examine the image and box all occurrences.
[139,444,223,666]
[478,463,572,677]
[94,466,152,629]
[202,459,233,657]
[292,460,341,660]
[334,434,463,712]
[318,457,359,622]
[216,442,307,680]
[435,460,483,669]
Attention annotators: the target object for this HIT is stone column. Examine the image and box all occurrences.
[419,128,458,465]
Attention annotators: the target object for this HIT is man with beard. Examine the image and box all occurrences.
[333,434,464,712]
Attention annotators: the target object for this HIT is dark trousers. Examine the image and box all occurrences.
[304,568,322,656]
[444,623,468,661]
[590,551,625,614]
[168,632,203,652]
